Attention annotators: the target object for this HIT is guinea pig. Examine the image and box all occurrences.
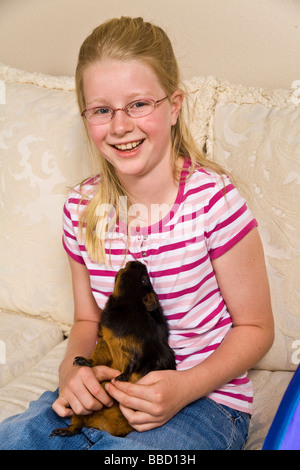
[50,260,176,438]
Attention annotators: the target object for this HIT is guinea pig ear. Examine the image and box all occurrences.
[142,292,159,311]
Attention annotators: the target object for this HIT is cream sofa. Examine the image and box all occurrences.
[0,63,299,450]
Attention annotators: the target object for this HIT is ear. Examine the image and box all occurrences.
[170,89,184,126]
[142,292,159,311]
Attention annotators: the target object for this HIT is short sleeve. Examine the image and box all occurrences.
[205,175,258,260]
[62,196,85,265]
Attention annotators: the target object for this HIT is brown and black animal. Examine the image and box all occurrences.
[50,260,176,438]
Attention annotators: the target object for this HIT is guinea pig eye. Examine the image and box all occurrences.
[141,275,149,286]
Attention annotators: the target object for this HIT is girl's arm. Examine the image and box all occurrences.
[106,228,274,431]
[190,226,274,397]
[52,256,119,417]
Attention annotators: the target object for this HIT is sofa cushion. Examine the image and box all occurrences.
[245,369,294,450]
[205,80,300,371]
[0,310,64,388]
[0,339,67,424]
[0,64,93,329]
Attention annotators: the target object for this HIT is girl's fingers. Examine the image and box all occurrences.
[52,395,73,418]
[105,370,185,431]
[119,406,158,431]
[54,366,120,417]
[66,380,103,415]
[92,365,121,383]
[105,380,157,415]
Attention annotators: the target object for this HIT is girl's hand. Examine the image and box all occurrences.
[105,370,190,432]
[52,364,120,417]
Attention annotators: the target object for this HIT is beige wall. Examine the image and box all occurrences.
[0,0,299,89]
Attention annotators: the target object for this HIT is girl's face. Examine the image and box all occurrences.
[82,59,182,186]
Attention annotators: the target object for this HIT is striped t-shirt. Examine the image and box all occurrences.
[62,160,257,414]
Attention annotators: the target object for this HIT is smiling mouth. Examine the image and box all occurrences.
[113,140,144,151]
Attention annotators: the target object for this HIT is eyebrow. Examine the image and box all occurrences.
[86,92,156,107]
[86,98,105,106]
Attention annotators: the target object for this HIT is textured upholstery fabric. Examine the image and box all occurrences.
[0,67,92,329]
[0,311,63,388]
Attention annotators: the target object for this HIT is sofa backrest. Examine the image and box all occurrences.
[0,63,299,369]
[0,64,92,331]
[206,78,300,371]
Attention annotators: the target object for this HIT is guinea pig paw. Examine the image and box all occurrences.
[115,373,130,382]
[73,356,92,367]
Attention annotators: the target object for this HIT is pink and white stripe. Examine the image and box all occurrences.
[62,161,257,414]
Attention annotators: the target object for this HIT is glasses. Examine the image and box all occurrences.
[81,96,168,125]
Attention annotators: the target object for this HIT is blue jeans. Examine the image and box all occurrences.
[0,389,250,450]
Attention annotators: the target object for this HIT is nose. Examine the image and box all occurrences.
[110,109,135,136]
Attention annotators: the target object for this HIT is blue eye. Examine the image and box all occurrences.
[133,101,148,108]
[131,100,151,110]
[128,100,154,116]
[94,107,111,115]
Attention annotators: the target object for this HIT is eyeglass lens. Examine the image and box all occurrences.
[83,97,167,124]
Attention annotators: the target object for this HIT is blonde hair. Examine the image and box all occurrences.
[75,16,225,264]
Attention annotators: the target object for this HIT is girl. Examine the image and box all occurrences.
[0,17,274,450]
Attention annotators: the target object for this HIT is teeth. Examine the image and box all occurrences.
[115,140,142,151]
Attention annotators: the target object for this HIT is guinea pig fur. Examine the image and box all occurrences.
[50,260,176,438]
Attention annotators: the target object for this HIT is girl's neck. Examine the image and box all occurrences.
[118,157,184,227]
[120,157,183,202]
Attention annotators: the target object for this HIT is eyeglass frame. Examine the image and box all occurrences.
[81,96,169,124]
